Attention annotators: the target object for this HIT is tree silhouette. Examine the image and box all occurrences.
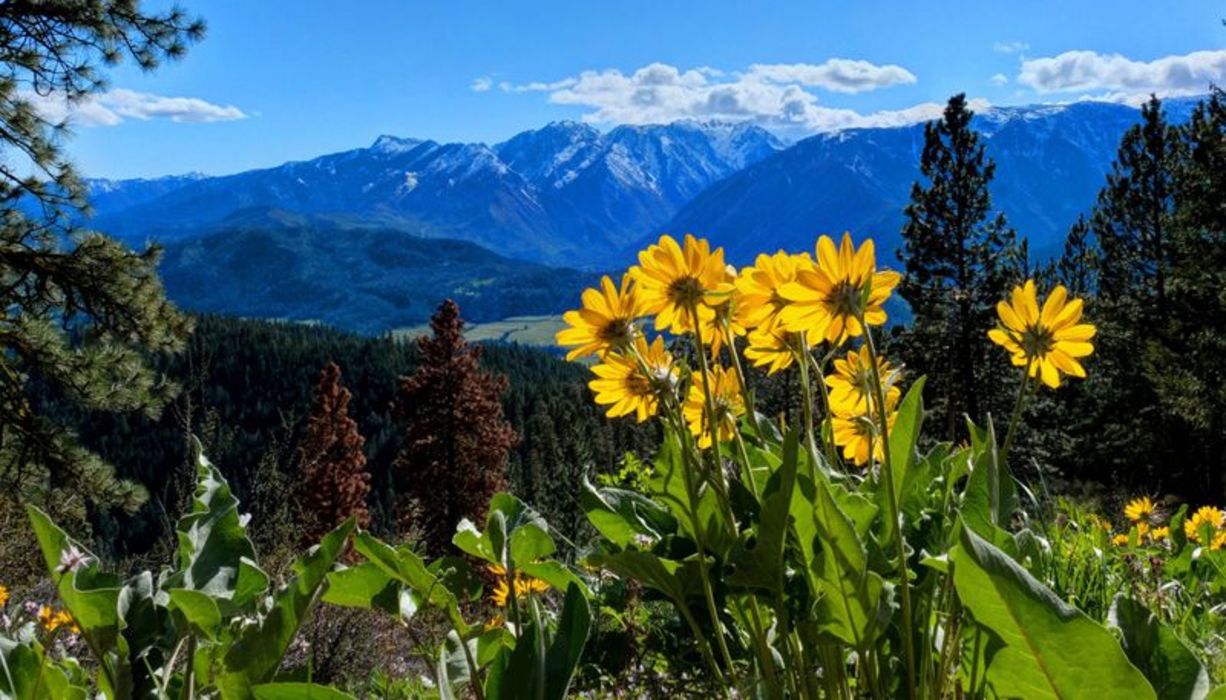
[393,300,518,553]
[295,362,371,546]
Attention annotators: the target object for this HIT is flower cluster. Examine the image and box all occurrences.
[1109,496,1172,548]
[1183,506,1226,550]
[561,231,1095,470]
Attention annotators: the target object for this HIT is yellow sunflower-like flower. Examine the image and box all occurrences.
[1111,533,1130,547]
[683,364,746,449]
[556,274,645,361]
[1150,526,1170,543]
[777,233,900,344]
[824,345,902,415]
[831,392,899,467]
[1213,532,1226,552]
[588,336,676,422]
[697,265,746,356]
[515,576,551,597]
[734,251,813,331]
[490,578,511,608]
[631,234,728,335]
[38,605,57,631]
[1123,496,1155,523]
[988,281,1096,389]
[1184,505,1224,544]
[0,584,8,608]
[743,324,810,375]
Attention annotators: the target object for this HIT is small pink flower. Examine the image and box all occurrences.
[57,545,91,574]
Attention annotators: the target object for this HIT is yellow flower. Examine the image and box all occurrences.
[1135,521,1151,540]
[831,393,898,467]
[484,614,505,631]
[38,605,57,631]
[825,345,901,415]
[1123,496,1155,523]
[1213,532,1226,552]
[53,610,77,634]
[683,364,746,449]
[1111,533,1130,547]
[988,281,1096,389]
[490,579,510,608]
[697,266,746,356]
[1088,514,1113,533]
[1184,506,1224,544]
[1150,526,1170,543]
[515,576,551,597]
[556,274,645,361]
[743,324,810,375]
[486,563,508,577]
[734,251,813,331]
[631,234,728,335]
[778,233,900,344]
[588,336,676,422]
[0,584,8,608]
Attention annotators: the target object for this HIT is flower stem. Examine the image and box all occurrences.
[1000,361,1035,464]
[863,326,917,700]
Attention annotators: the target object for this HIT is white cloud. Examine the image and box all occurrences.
[990,73,1009,86]
[993,41,1030,54]
[745,59,916,93]
[1017,49,1226,100]
[492,60,941,134]
[471,76,493,92]
[28,88,247,127]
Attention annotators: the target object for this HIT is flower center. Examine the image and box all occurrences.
[668,276,705,308]
[598,318,633,347]
[826,280,863,318]
[1020,323,1055,360]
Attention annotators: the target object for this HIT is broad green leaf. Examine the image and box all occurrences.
[881,377,926,543]
[168,588,223,640]
[26,505,132,698]
[961,418,1020,555]
[728,429,799,592]
[518,560,590,598]
[166,445,267,606]
[252,683,356,699]
[580,480,677,548]
[353,531,469,634]
[952,524,1155,700]
[544,583,592,700]
[587,551,705,614]
[323,563,416,620]
[218,517,355,699]
[807,476,888,645]
[1109,595,1209,700]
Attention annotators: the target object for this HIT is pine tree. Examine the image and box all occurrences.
[897,93,1020,439]
[0,1,203,518]
[1051,215,1098,296]
[392,300,518,553]
[295,362,371,546]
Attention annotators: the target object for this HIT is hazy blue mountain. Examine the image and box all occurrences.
[86,121,785,266]
[156,208,597,334]
[664,99,1200,264]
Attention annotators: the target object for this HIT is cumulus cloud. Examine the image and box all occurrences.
[993,41,1030,54]
[28,88,247,127]
[745,59,916,93]
[492,60,942,134]
[470,76,493,92]
[1017,49,1226,99]
[990,73,1009,86]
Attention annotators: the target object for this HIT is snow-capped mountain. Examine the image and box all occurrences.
[86,121,786,266]
[663,98,1201,264]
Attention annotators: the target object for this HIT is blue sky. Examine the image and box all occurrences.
[56,0,1225,179]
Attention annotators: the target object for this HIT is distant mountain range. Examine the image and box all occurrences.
[82,97,1203,333]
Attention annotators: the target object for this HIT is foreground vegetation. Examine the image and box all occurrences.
[5,230,1226,699]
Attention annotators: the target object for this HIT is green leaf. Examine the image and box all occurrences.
[1109,595,1210,700]
[353,531,469,634]
[323,563,416,620]
[881,377,926,543]
[580,479,677,548]
[544,583,592,700]
[807,476,888,645]
[728,428,799,592]
[166,444,268,606]
[952,524,1155,700]
[218,517,355,699]
[252,683,356,699]
[167,588,223,640]
[961,418,1020,554]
